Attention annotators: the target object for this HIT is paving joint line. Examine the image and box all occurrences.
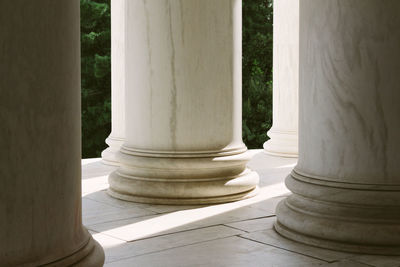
[237,235,332,263]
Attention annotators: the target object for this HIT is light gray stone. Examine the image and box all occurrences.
[82,158,117,179]
[90,231,126,250]
[348,255,400,267]
[104,225,245,264]
[247,151,297,172]
[318,260,372,267]
[105,236,325,267]
[87,204,269,241]
[247,196,289,215]
[83,198,124,217]
[140,204,207,214]
[82,198,155,226]
[241,229,354,262]
[82,175,110,196]
[85,190,150,210]
[225,216,276,233]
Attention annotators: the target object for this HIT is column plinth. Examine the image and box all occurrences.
[108,0,259,204]
[109,147,259,205]
[276,170,400,255]
[102,136,124,166]
[264,129,298,158]
[263,0,299,158]
[275,0,400,255]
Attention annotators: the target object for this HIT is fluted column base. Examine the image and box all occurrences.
[263,128,298,158]
[108,147,259,205]
[102,136,124,166]
[275,170,400,255]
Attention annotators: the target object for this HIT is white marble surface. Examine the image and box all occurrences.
[264,0,299,158]
[102,0,126,166]
[81,152,400,266]
[123,0,243,152]
[297,0,400,185]
[108,0,259,204]
[276,0,400,255]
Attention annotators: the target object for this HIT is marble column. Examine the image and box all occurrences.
[263,0,299,158]
[102,0,126,166]
[275,0,400,254]
[108,0,259,204]
[0,1,104,266]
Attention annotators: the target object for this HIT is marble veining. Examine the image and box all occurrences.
[167,0,178,149]
[108,0,259,204]
[143,0,154,135]
[276,0,400,255]
[298,0,400,184]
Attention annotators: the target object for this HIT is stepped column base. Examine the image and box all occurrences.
[275,170,400,255]
[108,147,259,205]
[102,136,124,166]
[263,129,298,158]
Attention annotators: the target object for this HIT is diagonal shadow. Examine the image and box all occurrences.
[81,151,297,244]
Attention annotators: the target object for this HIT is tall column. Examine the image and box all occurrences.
[108,0,259,205]
[263,0,299,158]
[102,0,126,166]
[275,0,400,254]
[0,1,104,266]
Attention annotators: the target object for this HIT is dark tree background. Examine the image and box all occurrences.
[242,0,273,148]
[81,0,111,158]
[80,0,273,158]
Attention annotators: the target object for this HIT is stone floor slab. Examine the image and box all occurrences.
[87,204,269,241]
[104,236,326,267]
[82,175,109,196]
[81,154,400,267]
[318,259,373,267]
[348,255,400,267]
[89,230,126,249]
[85,190,151,210]
[103,225,245,264]
[82,198,120,217]
[241,229,354,262]
[84,205,156,226]
[225,216,276,232]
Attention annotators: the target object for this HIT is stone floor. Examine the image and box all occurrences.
[82,150,400,267]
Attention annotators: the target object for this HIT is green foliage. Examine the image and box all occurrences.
[81,0,111,158]
[242,0,273,148]
[80,0,273,157]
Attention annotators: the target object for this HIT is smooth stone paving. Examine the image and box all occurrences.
[82,150,400,267]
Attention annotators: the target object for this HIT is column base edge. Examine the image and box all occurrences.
[107,185,259,205]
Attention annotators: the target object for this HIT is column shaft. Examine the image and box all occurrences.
[275,0,400,254]
[264,0,299,158]
[0,1,104,265]
[102,0,126,166]
[108,0,259,204]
